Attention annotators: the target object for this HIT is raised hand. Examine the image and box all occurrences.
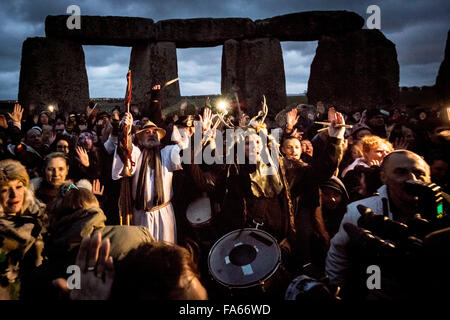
[120,112,133,134]
[290,128,303,140]
[368,159,381,167]
[286,108,299,131]
[393,137,409,150]
[53,232,115,300]
[8,103,23,123]
[112,110,120,121]
[204,97,212,109]
[76,146,90,167]
[86,103,97,117]
[92,179,104,196]
[328,107,346,139]
[47,130,57,146]
[199,107,213,133]
[0,115,7,128]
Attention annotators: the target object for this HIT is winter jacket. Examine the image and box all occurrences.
[325,185,392,286]
[0,188,46,299]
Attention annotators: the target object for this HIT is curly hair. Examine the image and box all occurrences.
[0,159,29,188]
[358,135,393,155]
[0,159,42,216]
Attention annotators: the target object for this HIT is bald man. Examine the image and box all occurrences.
[325,150,431,291]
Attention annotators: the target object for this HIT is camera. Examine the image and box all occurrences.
[404,180,445,222]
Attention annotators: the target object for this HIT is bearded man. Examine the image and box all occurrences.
[112,112,182,243]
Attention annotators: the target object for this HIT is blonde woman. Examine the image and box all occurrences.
[0,159,46,299]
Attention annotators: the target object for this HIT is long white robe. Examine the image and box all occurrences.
[112,143,182,244]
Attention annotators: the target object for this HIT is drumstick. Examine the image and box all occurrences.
[317,125,351,133]
[163,77,179,88]
[315,121,353,129]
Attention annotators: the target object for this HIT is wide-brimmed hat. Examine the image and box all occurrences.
[135,120,166,139]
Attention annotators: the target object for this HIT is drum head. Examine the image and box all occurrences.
[186,195,212,225]
[208,228,281,288]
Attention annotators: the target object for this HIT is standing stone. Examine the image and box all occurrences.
[18,37,89,113]
[308,30,399,111]
[222,38,286,118]
[129,41,180,111]
[435,30,450,104]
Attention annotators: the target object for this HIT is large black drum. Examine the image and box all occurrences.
[208,228,285,298]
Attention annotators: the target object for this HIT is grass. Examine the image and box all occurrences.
[0,89,442,116]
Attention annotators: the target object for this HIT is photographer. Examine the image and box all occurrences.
[325,150,447,299]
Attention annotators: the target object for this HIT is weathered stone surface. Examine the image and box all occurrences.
[154,18,256,48]
[435,30,450,104]
[307,30,399,111]
[45,15,154,46]
[45,11,363,46]
[255,11,364,41]
[222,38,286,118]
[18,37,89,113]
[129,41,180,111]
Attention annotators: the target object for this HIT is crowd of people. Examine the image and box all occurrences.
[0,86,449,301]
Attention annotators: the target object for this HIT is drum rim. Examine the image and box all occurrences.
[207,228,281,289]
[187,218,213,228]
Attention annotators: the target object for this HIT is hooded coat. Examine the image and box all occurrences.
[0,188,46,300]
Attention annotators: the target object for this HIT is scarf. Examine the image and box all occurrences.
[135,148,164,211]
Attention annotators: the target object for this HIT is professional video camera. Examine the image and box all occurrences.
[341,186,450,300]
[355,180,448,240]
[284,182,450,301]
[404,180,447,224]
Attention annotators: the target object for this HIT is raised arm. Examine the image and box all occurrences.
[310,107,345,183]
[142,84,163,128]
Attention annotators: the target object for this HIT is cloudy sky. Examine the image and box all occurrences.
[0,0,448,99]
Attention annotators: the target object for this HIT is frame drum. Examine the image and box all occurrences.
[186,193,212,228]
[208,228,281,295]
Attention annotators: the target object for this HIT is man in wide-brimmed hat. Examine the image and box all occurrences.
[112,112,182,244]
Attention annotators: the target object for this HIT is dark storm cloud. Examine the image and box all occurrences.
[0,0,449,99]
